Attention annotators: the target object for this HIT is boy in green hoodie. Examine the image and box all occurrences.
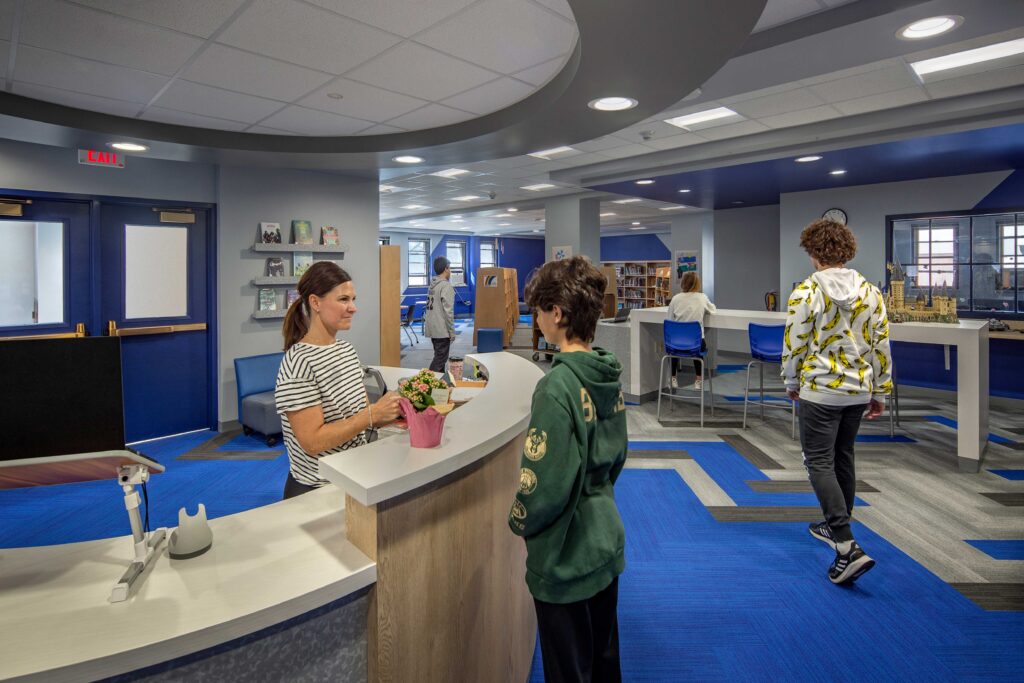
[509,256,628,683]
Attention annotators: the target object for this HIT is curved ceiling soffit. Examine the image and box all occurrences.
[0,0,767,170]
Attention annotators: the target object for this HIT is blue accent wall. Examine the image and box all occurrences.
[601,234,670,261]
[892,340,1024,400]
[498,237,544,299]
[973,169,1024,210]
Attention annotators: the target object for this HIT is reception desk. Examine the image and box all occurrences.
[597,308,990,472]
[0,352,541,682]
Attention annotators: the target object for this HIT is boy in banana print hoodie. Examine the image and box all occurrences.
[782,219,892,585]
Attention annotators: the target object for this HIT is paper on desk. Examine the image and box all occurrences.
[450,387,484,403]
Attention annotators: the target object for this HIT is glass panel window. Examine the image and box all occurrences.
[408,238,429,287]
[378,236,391,246]
[0,220,65,327]
[447,240,466,286]
[480,240,496,269]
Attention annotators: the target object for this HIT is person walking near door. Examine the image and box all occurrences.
[424,255,456,373]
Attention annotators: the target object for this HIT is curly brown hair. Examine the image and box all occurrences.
[525,256,606,343]
[800,219,857,266]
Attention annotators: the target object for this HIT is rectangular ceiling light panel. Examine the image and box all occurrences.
[521,183,556,191]
[430,168,471,178]
[911,38,1024,78]
[664,106,740,130]
[527,146,577,160]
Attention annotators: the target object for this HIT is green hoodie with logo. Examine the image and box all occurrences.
[509,349,628,604]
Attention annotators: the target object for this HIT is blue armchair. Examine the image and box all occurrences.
[234,352,285,446]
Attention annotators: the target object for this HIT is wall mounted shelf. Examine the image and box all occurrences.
[252,243,348,254]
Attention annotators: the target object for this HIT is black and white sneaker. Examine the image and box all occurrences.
[809,521,836,548]
[828,542,875,585]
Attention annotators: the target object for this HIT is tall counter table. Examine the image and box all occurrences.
[597,308,989,472]
[320,351,541,682]
[0,352,540,683]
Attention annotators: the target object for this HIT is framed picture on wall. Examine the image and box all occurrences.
[552,245,572,261]
[675,250,698,278]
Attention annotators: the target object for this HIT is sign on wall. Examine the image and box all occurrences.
[675,250,698,279]
[552,245,572,261]
[78,149,125,168]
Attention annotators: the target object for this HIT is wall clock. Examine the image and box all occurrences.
[822,207,848,225]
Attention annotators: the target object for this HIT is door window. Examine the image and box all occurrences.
[0,220,64,327]
[124,224,189,319]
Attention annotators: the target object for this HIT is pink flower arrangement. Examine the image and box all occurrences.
[397,369,449,412]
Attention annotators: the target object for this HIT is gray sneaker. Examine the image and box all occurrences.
[828,542,875,585]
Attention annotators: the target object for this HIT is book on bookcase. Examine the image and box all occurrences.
[292,219,313,245]
[259,222,281,244]
[321,225,339,246]
[286,289,300,308]
[266,257,286,277]
[293,252,313,277]
[258,288,277,311]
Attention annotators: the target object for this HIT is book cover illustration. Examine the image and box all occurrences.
[293,252,314,277]
[266,257,286,277]
[286,289,300,307]
[321,225,339,246]
[258,288,277,311]
[292,220,313,245]
[259,222,281,244]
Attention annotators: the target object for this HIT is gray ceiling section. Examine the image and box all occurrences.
[0,0,768,171]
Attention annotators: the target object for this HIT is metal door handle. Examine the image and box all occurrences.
[108,321,207,337]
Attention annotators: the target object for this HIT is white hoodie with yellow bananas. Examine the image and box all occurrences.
[781,268,893,406]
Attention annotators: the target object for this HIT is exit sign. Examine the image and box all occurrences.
[78,149,125,168]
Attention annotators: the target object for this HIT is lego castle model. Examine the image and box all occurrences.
[885,256,958,323]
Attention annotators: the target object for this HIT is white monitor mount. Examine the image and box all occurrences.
[109,463,166,603]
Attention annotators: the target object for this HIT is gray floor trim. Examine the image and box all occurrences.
[745,479,880,493]
[950,583,1024,611]
[628,449,692,459]
[979,492,1024,506]
[718,433,785,470]
[706,506,823,522]
[176,430,282,461]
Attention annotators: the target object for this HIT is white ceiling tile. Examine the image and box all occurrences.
[832,88,928,116]
[306,0,476,38]
[758,104,843,128]
[416,0,575,75]
[68,0,248,38]
[141,106,249,131]
[13,45,167,103]
[512,54,569,86]
[481,155,541,169]
[690,119,771,141]
[259,105,372,135]
[20,0,204,76]
[598,143,656,160]
[386,103,476,130]
[799,58,898,87]
[299,78,426,123]
[642,133,706,151]
[355,123,407,136]
[0,1,15,37]
[923,63,1024,100]
[218,0,399,74]
[530,0,574,20]
[152,79,283,123]
[346,42,495,100]
[572,136,630,153]
[753,0,824,32]
[808,63,920,103]
[11,81,143,117]
[247,125,298,135]
[729,87,825,118]
[609,120,698,144]
[183,44,333,102]
[441,77,535,115]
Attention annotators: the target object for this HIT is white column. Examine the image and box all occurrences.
[544,196,601,263]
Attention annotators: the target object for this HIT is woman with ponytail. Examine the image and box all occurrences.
[275,261,402,499]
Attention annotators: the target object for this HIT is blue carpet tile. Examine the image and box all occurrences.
[855,434,917,443]
[989,469,1024,481]
[0,430,289,549]
[966,540,1024,561]
[528,468,1024,682]
[924,415,1017,446]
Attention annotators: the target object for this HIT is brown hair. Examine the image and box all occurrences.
[282,261,352,350]
[525,256,606,343]
[680,271,701,293]
[800,219,857,266]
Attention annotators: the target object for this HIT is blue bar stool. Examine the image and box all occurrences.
[657,320,714,427]
[742,323,796,439]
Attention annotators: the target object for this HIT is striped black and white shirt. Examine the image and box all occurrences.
[275,340,368,486]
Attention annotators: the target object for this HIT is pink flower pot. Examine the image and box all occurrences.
[399,397,446,448]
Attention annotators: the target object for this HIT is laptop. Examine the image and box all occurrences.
[601,308,631,323]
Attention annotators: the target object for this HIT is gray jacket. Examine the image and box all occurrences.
[424,276,455,338]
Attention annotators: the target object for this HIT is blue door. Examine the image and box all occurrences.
[99,203,215,443]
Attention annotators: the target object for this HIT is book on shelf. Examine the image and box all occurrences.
[265,257,286,277]
[292,220,314,245]
[259,222,282,244]
[293,252,314,277]
[258,288,277,311]
[320,225,340,246]
[286,289,300,308]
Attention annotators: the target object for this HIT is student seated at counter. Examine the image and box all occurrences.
[275,262,402,499]
[667,271,717,390]
[509,256,629,683]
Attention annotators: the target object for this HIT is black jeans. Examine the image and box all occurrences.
[282,472,316,500]
[671,339,707,377]
[798,399,866,542]
[533,577,621,683]
[429,337,451,373]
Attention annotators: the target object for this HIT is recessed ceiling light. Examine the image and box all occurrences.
[430,168,470,178]
[910,37,1024,77]
[393,155,423,164]
[678,189,691,193]
[629,227,645,231]
[795,155,822,163]
[521,183,557,191]
[600,212,616,217]
[660,206,685,211]
[499,222,511,226]
[109,142,148,152]
[451,219,464,223]
[401,204,429,210]
[495,213,512,217]
[664,107,740,130]
[830,169,847,176]
[326,92,344,100]
[612,198,642,204]
[632,221,641,225]
[898,16,961,40]
[452,195,482,201]
[527,146,577,160]
[532,229,542,233]
[636,179,654,185]
[507,207,519,212]
[451,215,462,219]
[588,97,638,111]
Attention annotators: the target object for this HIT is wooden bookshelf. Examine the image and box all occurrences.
[601,260,671,310]
[654,266,672,306]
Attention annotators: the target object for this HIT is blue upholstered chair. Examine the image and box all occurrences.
[742,323,797,439]
[234,352,284,446]
[657,320,714,427]
[476,328,504,353]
